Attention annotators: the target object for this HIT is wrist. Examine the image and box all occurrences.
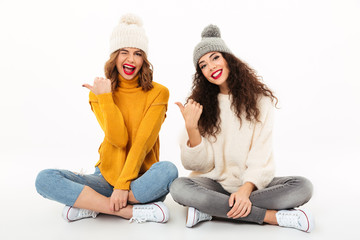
[238,182,255,195]
[185,124,198,131]
[186,127,201,147]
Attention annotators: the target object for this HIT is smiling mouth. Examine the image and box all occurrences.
[211,69,222,79]
[123,64,136,75]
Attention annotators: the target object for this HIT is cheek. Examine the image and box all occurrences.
[223,64,230,77]
[137,58,144,68]
[135,59,144,73]
[206,72,214,82]
[201,69,210,79]
[115,57,124,71]
[116,62,121,72]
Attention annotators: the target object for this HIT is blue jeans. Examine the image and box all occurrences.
[170,176,313,224]
[35,161,178,206]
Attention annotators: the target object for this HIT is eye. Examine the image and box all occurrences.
[135,52,142,57]
[200,64,207,70]
[213,55,219,60]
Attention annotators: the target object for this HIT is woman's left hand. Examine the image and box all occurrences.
[109,189,129,212]
[227,182,255,219]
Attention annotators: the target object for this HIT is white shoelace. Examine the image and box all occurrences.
[78,209,97,219]
[129,205,156,223]
[129,217,146,223]
[277,211,301,228]
[198,210,212,222]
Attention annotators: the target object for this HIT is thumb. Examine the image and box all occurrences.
[82,83,93,91]
[175,102,185,112]
[229,193,235,207]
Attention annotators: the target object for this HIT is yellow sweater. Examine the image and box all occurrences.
[89,74,169,190]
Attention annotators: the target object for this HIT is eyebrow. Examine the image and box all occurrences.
[120,49,142,54]
[198,52,217,65]
[209,52,216,58]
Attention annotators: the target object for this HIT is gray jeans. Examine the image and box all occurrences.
[170,176,313,224]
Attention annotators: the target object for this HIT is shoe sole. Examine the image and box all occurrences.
[186,207,196,228]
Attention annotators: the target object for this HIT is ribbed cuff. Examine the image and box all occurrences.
[114,179,131,191]
[96,92,113,104]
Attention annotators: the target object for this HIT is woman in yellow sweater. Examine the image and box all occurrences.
[35,13,178,223]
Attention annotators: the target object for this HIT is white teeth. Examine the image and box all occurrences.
[124,65,135,69]
[212,70,221,78]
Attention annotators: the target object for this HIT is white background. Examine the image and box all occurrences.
[0,0,359,239]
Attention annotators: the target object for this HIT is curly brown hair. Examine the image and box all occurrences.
[104,49,154,92]
[188,52,278,138]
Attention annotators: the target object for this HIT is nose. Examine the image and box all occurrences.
[127,54,134,63]
[209,62,216,71]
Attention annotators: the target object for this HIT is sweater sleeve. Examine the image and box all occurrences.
[89,91,129,149]
[114,87,169,190]
[242,97,276,190]
[179,130,215,173]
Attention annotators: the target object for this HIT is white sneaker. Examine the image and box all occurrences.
[276,209,314,232]
[130,202,169,223]
[186,207,212,227]
[62,206,98,222]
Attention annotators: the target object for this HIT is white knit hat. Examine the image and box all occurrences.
[109,13,148,55]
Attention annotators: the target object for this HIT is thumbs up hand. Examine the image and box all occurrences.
[175,99,203,131]
[83,77,112,95]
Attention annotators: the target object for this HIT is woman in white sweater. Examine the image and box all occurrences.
[170,25,314,232]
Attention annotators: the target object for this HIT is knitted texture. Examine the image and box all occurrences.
[109,13,148,55]
[180,95,275,192]
[89,74,169,190]
[193,25,232,67]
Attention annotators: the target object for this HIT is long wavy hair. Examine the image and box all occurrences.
[188,52,278,138]
[104,49,154,92]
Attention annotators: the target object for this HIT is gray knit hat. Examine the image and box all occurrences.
[109,13,148,55]
[193,25,232,67]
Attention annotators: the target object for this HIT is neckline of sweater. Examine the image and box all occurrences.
[118,74,140,89]
[218,93,231,100]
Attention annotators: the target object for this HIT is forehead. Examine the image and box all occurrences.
[199,51,220,63]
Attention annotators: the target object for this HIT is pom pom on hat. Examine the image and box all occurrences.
[201,24,221,38]
[109,13,148,55]
[193,24,232,67]
[120,13,143,27]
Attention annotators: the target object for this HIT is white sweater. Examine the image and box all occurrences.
[180,94,275,193]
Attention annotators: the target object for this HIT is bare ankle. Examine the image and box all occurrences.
[263,210,278,225]
[113,205,133,219]
[128,191,140,204]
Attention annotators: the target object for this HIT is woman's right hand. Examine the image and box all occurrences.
[175,99,203,147]
[83,77,112,95]
[175,99,203,130]
[109,189,129,212]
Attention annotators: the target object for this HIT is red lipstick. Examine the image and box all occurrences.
[211,69,222,79]
[123,64,136,75]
